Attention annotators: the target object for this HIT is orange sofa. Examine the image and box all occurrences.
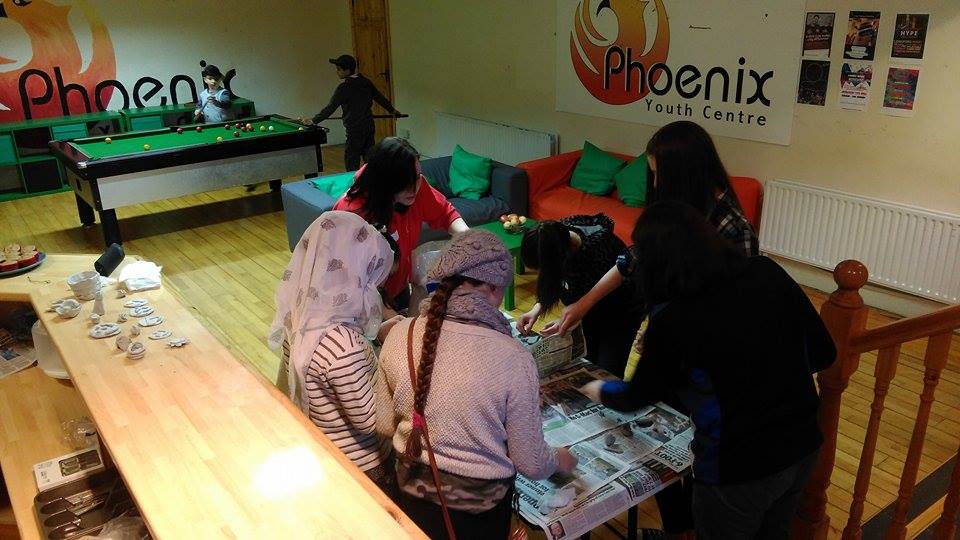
[517,150,763,244]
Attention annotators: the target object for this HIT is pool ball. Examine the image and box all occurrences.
[245,123,253,131]
[268,126,274,131]
[216,136,224,143]
[259,126,267,132]
[235,122,242,129]
[104,137,112,144]
[196,126,202,132]
[298,127,304,131]
[224,124,231,130]
[176,127,184,134]
[143,144,150,151]
[233,131,241,137]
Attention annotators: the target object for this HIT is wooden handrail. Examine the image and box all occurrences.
[849,304,960,354]
[793,259,960,540]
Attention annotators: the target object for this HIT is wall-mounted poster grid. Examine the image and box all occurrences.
[797,60,830,106]
[844,11,881,61]
[891,14,929,64]
[881,66,920,117]
[802,12,835,57]
[839,61,872,111]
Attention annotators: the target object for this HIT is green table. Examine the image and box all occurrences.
[475,219,536,311]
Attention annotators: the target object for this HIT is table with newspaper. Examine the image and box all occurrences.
[512,324,694,540]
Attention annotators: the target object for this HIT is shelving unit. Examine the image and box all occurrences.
[119,98,256,131]
[0,98,256,201]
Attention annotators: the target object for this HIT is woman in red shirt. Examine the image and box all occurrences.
[334,137,468,309]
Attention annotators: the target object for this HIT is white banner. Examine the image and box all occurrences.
[557,0,804,145]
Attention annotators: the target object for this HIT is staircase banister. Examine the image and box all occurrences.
[849,304,960,354]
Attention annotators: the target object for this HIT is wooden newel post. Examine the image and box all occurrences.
[792,260,869,540]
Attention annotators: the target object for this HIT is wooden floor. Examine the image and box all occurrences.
[1,145,957,538]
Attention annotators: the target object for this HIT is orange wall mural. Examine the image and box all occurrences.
[570,0,670,105]
[0,0,116,122]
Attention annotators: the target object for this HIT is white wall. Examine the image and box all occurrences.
[0,0,353,143]
[390,1,960,216]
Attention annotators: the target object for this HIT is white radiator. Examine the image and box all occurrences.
[760,180,960,303]
[435,112,558,165]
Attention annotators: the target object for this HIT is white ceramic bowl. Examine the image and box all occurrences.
[67,271,101,300]
[67,270,99,286]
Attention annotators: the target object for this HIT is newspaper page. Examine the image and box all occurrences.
[512,322,586,379]
[0,344,36,379]
[539,368,650,447]
[517,362,694,538]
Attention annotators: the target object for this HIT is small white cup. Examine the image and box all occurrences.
[67,271,101,300]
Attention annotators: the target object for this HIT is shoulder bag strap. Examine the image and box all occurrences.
[406,316,457,540]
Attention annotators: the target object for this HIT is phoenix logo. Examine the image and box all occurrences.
[570,0,670,104]
[0,0,116,122]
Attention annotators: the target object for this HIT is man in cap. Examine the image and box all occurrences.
[312,54,402,171]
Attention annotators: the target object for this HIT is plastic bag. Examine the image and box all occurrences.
[117,261,163,292]
[409,241,446,310]
[61,416,98,450]
[411,240,446,286]
[76,516,147,540]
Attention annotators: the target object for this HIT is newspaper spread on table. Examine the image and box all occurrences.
[516,362,695,539]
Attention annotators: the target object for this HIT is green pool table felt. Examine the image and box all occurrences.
[68,119,303,159]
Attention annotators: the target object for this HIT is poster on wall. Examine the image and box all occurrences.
[891,14,930,62]
[555,0,804,146]
[844,11,881,61]
[796,60,830,106]
[838,61,873,111]
[881,66,920,117]
[802,12,835,57]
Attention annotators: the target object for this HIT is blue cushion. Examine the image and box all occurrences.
[420,156,455,198]
[281,180,337,250]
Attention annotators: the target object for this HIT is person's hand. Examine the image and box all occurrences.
[540,301,587,337]
[518,305,542,335]
[555,447,578,474]
[377,315,404,343]
[579,380,604,403]
[193,109,201,117]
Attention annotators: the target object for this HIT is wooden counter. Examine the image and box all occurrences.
[0,254,424,539]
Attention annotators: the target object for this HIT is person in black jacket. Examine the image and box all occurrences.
[581,201,836,540]
[312,54,401,171]
[518,214,644,378]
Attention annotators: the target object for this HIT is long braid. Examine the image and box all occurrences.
[404,277,462,460]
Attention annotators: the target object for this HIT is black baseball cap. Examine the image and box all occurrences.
[329,54,357,71]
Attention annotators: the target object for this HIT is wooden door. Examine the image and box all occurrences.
[350,0,395,143]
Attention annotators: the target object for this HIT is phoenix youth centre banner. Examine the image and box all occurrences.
[557,0,803,145]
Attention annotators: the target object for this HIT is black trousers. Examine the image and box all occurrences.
[692,451,819,539]
[397,490,513,540]
[344,126,376,171]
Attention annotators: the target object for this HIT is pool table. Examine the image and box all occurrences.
[49,114,326,247]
